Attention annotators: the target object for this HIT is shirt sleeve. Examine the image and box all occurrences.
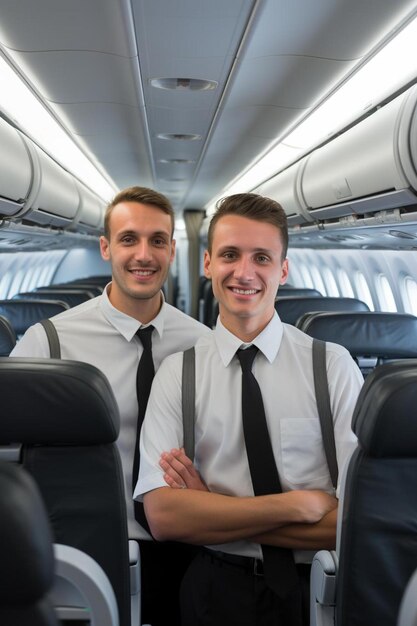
[9,323,51,357]
[133,351,184,501]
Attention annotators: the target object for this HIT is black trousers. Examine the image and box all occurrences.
[138,539,198,626]
[180,550,311,626]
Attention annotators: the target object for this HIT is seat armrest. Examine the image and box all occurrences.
[129,539,141,625]
[49,543,119,626]
[398,568,417,626]
[310,550,338,626]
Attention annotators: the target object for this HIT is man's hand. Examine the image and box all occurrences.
[159,448,209,491]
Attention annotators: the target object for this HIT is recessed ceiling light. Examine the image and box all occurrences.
[156,133,202,141]
[158,158,195,164]
[150,78,218,91]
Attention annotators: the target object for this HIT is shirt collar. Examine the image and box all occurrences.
[214,312,283,366]
[99,282,166,341]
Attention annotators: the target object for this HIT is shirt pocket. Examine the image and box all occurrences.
[279,418,329,487]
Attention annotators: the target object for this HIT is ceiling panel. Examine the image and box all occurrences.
[0,0,416,217]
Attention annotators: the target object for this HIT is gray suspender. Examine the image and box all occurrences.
[182,347,196,462]
[312,339,338,489]
[182,340,338,489]
[39,318,61,359]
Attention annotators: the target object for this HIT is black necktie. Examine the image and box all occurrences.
[237,345,298,598]
[133,326,155,531]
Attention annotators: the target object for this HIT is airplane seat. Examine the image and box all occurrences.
[311,360,417,626]
[198,276,208,321]
[0,300,69,339]
[0,314,17,355]
[297,311,417,375]
[37,283,103,296]
[0,460,58,626]
[69,275,111,287]
[0,358,139,626]
[201,278,216,327]
[14,288,95,307]
[274,295,369,325]
[277,286,323,297]
[397,568,417,626]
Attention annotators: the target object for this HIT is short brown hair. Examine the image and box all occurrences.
[104,186,175,239]
[207,193,288,259]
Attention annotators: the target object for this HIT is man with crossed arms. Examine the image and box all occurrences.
[135,192,363,626]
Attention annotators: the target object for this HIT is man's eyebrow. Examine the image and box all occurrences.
[216,245,274,254]
[116,229,170,238]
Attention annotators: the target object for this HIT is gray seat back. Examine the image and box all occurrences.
[14,289,94,308]
[0,314,16,355]
[0,460,58,626]
[336,361,417,626]
[0,300,69,338]
[298,311,417,374]
[0,358,131,626]
[275,296,369,325]
[277,286,323,297]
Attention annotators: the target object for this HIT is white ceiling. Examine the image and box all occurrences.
[0,0,416,217]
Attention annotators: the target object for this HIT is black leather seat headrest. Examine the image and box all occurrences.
[352,360,417,458]
[275,296,369,325]
[14,290,93,307]
[0,358,120,444]
[0,300,69,336]
[299,311,417,358]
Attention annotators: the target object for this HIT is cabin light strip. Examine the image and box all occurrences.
[0,51,117,203]
[205,11,417,215]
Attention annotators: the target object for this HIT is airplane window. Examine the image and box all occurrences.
[321,267,340,297]
[402,277,417,315]
[19,265,38,293]
[298,263,315,289]
[0,270,13,299]
[7,269,25,298]
[337,268,355,298]
[375,274,397,312]
[38,263,56,288]
[286,257,303,286]
[355,271,375,311]
[309,265,327,295]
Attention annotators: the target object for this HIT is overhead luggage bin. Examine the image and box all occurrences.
[0,117,32,217]
[21,140,81,228]
[301,84,417,220]
[72,182,105,235]
[255,158,313,226]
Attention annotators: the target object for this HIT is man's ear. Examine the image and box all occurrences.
[169,238,176,264]
[279,258,289,285]
[99,236,110,261]
[203,249,211,278]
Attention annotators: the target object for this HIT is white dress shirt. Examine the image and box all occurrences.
[135,312,363,560]
[10,285,210,539]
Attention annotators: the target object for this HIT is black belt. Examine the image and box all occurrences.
[201,548,264,576]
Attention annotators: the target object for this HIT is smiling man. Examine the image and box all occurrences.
[10,186,210,626]
[134,192,363,626]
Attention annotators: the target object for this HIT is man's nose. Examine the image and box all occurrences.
[134,240,152,261]
[233,256,254,281]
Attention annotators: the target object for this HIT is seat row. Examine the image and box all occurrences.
[2,357,417,625]
[0,275,110,353]
[311,358,417,626]
[0,357,139,626]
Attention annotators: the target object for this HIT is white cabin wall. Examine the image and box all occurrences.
[52,247,110,284]
[288,248,417,314]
